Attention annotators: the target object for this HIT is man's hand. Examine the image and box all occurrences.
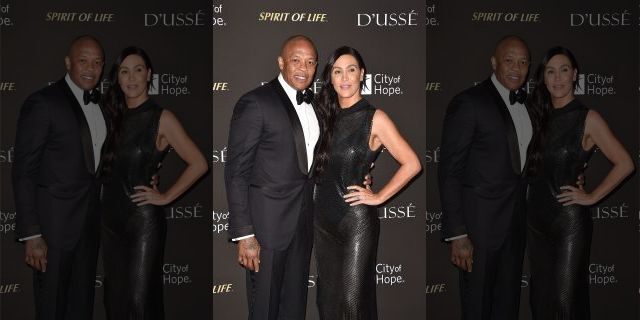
[150,173,160,187]
[238,237,261,272]
[25,237,48,272]
[363,162,375,189]
[450,237,473,272]
[576,173,585,191]
[363,173,373,190]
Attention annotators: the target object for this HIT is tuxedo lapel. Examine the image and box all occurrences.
[486,80,521,175]
[271,79,308,175]
[60,80,96,175]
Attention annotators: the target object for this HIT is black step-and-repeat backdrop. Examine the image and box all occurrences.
[0,1,212,319]
[426,1,639,319]
[2,1,638,319]
[212,1,426,319]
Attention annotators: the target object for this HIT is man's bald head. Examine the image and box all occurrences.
[493,35,530,61]
[67,35,104,60]
[277,35,318,91]
[280,35,317,58]
[491,35,530,90]
[65,34,105,90]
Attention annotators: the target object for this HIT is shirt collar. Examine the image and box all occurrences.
[65,74,97,107]
[278,73,309,107]
[490,73,514,107]
[490,73,526,107]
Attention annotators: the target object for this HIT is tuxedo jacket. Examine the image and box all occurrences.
[225,78,320,251]
[13,78,107,249]
[438,79,528,250]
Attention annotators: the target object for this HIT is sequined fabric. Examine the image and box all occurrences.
[314,99,381,320]
[101,99,169,319]
[526,99,594,320]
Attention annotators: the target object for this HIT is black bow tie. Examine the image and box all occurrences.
[83,89,101,105]
[509,89,526,105]
[296,89,313,105]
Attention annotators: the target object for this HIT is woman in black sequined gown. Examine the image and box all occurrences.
[101,47,207,319]
[313,46,421,319]
[526,47,633,319]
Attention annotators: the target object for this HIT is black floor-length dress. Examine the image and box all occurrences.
[527,99,595,320]
[314,99,382,320]
[101,99,169,320]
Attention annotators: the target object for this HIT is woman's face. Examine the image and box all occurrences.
[330,54,364,104]
[118,54,151,104]
[543,54,577,101]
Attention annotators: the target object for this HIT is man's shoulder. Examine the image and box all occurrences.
[25,79,67,102]
[236,79,281,107]
[456,79,493,98]
[242,79,278,97]
[450,79,495,106]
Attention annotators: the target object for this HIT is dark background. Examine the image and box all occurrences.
[212,1,426,319]
[1,1,637,319]
[0,1,212,319]
[425,1,639,319]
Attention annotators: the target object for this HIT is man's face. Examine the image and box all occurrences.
[64,39,104,91]
[277,39,317,91]
[491,39,529,91]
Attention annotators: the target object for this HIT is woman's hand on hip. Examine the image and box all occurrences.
[556,185,595,206]
[130,185,170,206]
[344,185,383,206]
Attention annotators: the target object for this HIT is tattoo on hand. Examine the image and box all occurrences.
[244,238,258,250]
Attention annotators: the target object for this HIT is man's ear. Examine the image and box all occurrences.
[277,56,284,72]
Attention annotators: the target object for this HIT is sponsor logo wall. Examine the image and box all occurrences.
[0,1,212,319]
[426,1,638,319]
[212,1,426,319]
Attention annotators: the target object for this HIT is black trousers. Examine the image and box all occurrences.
[459,221,526,320]
[33,219,100,320]
[246,204,313,320]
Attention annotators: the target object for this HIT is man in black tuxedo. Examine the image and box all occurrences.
[225,35,320,319]
[438,35,532,319]
[13,35,107,320]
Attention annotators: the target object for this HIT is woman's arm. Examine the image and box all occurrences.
[131,109,208,206]
[557,110,634,206]
[344,109,422,206]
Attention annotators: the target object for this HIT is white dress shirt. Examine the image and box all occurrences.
[277,74,320,171]
[65,74,107,170]
[491,74,532,170]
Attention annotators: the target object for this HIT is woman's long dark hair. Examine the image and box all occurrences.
[314,46,368,178]
[526,46,579,177]
[102,46,154,174]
